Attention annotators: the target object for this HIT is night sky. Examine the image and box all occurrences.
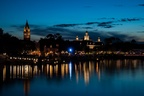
[0,0,144,41]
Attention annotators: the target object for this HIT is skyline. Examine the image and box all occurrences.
[0,0,144,41]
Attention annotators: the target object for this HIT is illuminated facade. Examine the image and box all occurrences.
[24,20,30,41]
[97,37,101,42]
[76,36,79,41]
[74,31,103,50]
[84,31,89,41]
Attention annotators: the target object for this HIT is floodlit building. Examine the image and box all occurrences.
[84,31,90,41]
[24,20,30,41]
[73,31,103,51]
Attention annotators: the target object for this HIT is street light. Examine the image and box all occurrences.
[68,47,73,56]
[69,48,73,53]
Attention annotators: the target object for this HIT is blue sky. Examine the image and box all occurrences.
[0,0,144,41]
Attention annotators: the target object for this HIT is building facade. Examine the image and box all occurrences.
[24,20,30,41]
[74,31,103,50]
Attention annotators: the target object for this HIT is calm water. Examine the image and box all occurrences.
[1,59,144,96]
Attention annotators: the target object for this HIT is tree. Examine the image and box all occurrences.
[39,33,65,53]
[0,28,3,36]
[131,39,136,44]
[54,33,63,41]
[46,34,54,40]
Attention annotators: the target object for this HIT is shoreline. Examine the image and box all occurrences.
[1,55,144,65]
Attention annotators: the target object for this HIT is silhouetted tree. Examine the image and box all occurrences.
[131,39,136,44]
[39,33,64,53]
[46,34,54,40]
[0,28,37,55]
[0,28,3,36]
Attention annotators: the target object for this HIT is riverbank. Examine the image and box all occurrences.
[1,54,144,65]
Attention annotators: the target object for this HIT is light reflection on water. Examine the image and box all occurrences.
[0,59,144,96]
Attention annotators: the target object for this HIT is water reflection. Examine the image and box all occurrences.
[0,59,144,96]
[1,59,144,82]
[24,79,30,96]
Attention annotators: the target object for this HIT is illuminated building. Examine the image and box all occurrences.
[76,36,79,41]
[43,44,59,56]
[24,20,30,41]
[73,31,103,52]
[84,31,89,41]
[98,37,101,42]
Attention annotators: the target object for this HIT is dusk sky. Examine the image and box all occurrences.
[0,0,144,41]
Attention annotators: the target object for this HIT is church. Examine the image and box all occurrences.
[24,20,30,41]
[23,20,41,56]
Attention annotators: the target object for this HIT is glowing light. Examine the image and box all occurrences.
[68,48,73,53]
[3,66,6,81]
[3,53,6,55]
[69,62,72,79]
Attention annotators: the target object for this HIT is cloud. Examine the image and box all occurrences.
[84,30,139,42]
[29,27,84,40]
[82,27,93,29]
[53,21,117,29]
[31,27,71,36]
[138,4,144,6]
[106,32,139,41]
[86,22,98,25]
[120,18,140,22]
[97,21,114,28]
[54,24,80,27]
[30,26,139,42]
[98,18,115,20]
[11,25,24,30]
[10,19,142,41]
[85,21,116,28]
[19,25,103,41]
[86,20,123,28]
[137,31,144,33]
[29,24,42,29]
[11,24,42,31]
[7,31,15,33]
[113,24,123,26]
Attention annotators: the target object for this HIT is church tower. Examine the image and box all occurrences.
[24,20,30,41]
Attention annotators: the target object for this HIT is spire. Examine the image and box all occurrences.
[25,20,29,28]
[24,20,30,41]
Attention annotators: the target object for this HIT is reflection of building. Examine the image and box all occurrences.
[9,65,33,79]
[24,20,30,41]
[1,59,142,88]
[44,64,69,78]
[1,61,100,86]
[24,79,30,96]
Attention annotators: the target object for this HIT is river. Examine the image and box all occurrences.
[0,59,144,96]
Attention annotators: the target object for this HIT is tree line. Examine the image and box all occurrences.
[0,28,35,55]
[0,28,144,55]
